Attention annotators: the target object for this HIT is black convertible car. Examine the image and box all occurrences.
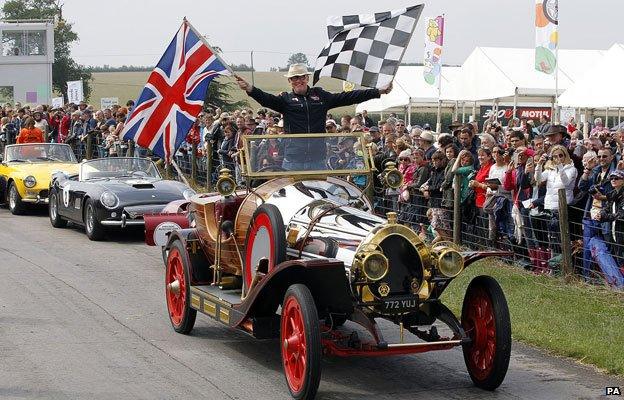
[49,157,195,240]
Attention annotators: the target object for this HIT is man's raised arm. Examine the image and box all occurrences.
[235,74,285,113]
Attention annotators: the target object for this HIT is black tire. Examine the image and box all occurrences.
[461,275,511,391]
[280,284,322,400]
[7,182,26,215]
[49,189,67,228]
[243,203,287,292]
[166,239,197,334]
[84,198,105,241]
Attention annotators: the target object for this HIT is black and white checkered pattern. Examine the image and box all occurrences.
[313,5,424,89]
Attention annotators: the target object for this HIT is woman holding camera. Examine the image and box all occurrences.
[535,144,578,256]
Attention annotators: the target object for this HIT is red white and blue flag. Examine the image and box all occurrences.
[122,19,231,160]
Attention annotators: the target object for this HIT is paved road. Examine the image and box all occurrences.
[0,206,622,400]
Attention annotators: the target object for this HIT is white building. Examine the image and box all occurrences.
[0,20,54,106]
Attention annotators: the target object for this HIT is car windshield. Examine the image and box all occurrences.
[241,133,371,178]
[4,144,77,163]
[80,157,161,181]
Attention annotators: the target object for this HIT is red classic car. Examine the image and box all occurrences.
[145,133,512,399]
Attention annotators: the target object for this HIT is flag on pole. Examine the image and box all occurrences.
[423,15,444,86]
[313,5,424,89]
[535,0,558,74]
[121,19,232,160]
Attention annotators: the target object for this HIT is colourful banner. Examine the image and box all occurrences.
[423,15,444,86]
[535,0,558,74]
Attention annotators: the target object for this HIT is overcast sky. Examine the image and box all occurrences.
[61,0,622,70]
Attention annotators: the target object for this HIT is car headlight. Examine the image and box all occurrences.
[437,249,464,278]
[385,169,403,189]
[361,251,389,281]
[100,191,119,209]
[23,176,37,188]
[182,188,196,200]
[216,176,236,196]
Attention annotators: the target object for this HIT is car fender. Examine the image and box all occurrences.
[462,250,513,268]
[233,258,353,327]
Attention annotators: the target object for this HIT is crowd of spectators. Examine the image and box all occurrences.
[0,100,134,159]
[2,100,623,289]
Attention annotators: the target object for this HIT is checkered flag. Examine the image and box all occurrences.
[313,5,424,89]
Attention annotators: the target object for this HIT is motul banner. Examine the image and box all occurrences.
[480,106,552,126]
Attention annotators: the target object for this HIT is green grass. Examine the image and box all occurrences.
[90,71,358,117]
[442,260,624,375]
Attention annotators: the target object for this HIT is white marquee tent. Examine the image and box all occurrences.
[558,44,624,108]
[355,66,460,113]
[449,47,605,102]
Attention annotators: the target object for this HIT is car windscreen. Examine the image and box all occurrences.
[80,158,161,181]
[4,144,77,163]
[241,133,371,178]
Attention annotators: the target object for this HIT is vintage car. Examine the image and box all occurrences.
[146,133,511,399]
[49,157,195,241]
[0,143,79,214]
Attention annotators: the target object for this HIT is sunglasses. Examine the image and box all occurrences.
[289,75,308,81]
[399,157,411,161]
[553,153,566,159]
[598,155,610,159]
[609,176,623,181]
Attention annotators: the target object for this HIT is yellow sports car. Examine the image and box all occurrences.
[0,143,79,215]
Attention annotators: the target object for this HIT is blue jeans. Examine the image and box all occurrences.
[281,158,327,171]
[588,236,624,288]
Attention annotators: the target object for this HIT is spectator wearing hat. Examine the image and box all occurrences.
[235,64,392,170]
[578,147,617,278]
[368,126,382,147]
[419,130,436,160]
[325,119,337,133]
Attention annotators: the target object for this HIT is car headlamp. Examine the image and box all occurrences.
[24,176,37,188]
[361,251,389,281]
[100,191,119,209]
[380,162,403,189]
[182,188,196,200]
[216,168,236,197]
[437,249,464,278]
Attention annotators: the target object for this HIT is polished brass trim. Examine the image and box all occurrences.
[434,247,465,278]
[219,307,230,324]
[240,132,371,178]
[361,251,389,281]
[203,300,217,317]
[191,294,201,309]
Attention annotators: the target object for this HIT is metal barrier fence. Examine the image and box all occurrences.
[65,139,624,291]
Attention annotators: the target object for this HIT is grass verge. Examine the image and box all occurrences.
[441,260,624,376]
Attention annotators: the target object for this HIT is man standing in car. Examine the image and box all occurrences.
[235,64,392,170]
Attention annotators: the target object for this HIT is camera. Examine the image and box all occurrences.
[588,185,602,195]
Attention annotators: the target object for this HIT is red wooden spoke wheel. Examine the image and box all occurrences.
[165,240,196,334]
[280,284,321,400]
[243,204,286,292]
[461,275,511,391]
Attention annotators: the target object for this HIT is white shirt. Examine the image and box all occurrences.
[536,163,578,210]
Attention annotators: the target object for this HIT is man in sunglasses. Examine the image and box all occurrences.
[578,147,617,278]
[235,64,392,170]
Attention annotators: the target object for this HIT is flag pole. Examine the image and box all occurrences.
[554,44,559,123]
[435,13,445,134]
[184,18,235,76]
[170,158,191,187]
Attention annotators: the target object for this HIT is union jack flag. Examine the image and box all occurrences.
[122,19,231,160]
